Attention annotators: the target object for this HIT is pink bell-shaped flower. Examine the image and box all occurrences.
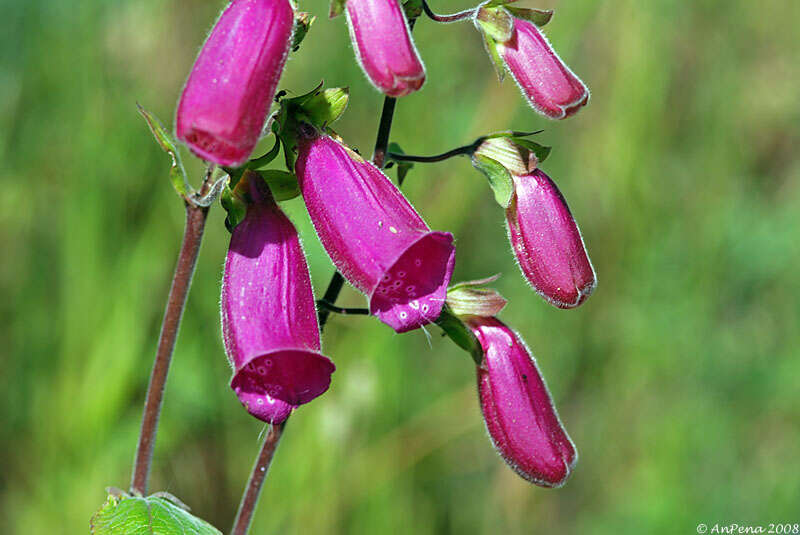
[176,0,295,166]
[507,169,596,308]
[221,173,335,423]
[467,315,577,487]
[295,127,455,333]
[498,17,589,119]
[345,0,426,97]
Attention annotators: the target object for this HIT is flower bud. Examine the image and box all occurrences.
[497,17,589,120]
[176,0,295,167]
[345,0,426,97]
[507,169,596,308]
[221,172,335,423]
[295,128,455,333]
[466,316,577,487]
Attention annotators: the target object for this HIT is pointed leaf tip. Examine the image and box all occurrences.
[137,104,190,197]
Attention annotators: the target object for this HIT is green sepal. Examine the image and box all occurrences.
[511,138,551,164]
[472,154,514,208]
[480,31,506,81]
[272,82,350,170]
[221,182,248,233]
[402,0,423,20]
[255,169,301,201]
[301,87,350,127]
[387,142,414,185]
[292,12,315,51]
[476,6,514,43]
[505,6,553,27]
[329,0,347,18]
[137,104,190,197]
[435,304,484,366]
[447,279,508,318]
[223,136,282,188]
[91,492,221,535]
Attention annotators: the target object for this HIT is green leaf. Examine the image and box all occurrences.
[301,87,350,127]
[472,154,514,208]
[476,7,513,43]
[387,142,414,185]
[435,305,483,365]
[480,31,506,81]
[91,493,221,535]
[291,12,315,51]
[256,170,301,201]
[511,138,552,164]
[137,104,190,197]
[505,7,553,27]
[329,0,347,18]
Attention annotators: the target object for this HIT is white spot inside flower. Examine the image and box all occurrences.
[409,300,419,310]
[257,398,264,405]
[266,395,276,404]
[399,311,408,319]
[422,304,430,313]
[378,221,383,228]
[389,226,398,234]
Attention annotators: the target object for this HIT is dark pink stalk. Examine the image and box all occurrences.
[176,0,295,166]
[507,169,596,308]
[498,17,589,120]
[345,0,426,97]
[221,175,335,423]
[295,128,455,333]
[466,316,577,487]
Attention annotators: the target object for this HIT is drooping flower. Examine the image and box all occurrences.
[497,17,589,119]
[221,172,335,423]
[295,127,455,333]
[176,0,295,167]
[466,315,577,487]
[506,168,596,308]
[345,0,426,97]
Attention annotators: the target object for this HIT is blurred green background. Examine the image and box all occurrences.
[2,0,799,533]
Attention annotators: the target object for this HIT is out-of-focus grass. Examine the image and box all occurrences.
[1,0,799,533]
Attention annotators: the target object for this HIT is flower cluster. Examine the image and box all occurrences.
[172,0,595,487]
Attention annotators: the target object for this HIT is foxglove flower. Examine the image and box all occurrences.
[221,174,335,423]
[507,169,596,308]
[176,0,295,167]
[467,316,577,487]
[345,0,426,97]
[295,127,455,333]
[498,17,589,119]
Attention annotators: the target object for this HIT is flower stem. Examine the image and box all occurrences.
[317,300,370,316]
[130,187,211,495]
[229,422,286,535]
[228,89,401,535]
[422,0,476,23]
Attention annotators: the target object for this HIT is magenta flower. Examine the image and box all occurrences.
[176,0,295,167]
[498,17,589,119]
[345,0,426,97]
[466,316,577,487]
[295,128,455,333]
[221,174,335,423]
[507,169,596,308]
